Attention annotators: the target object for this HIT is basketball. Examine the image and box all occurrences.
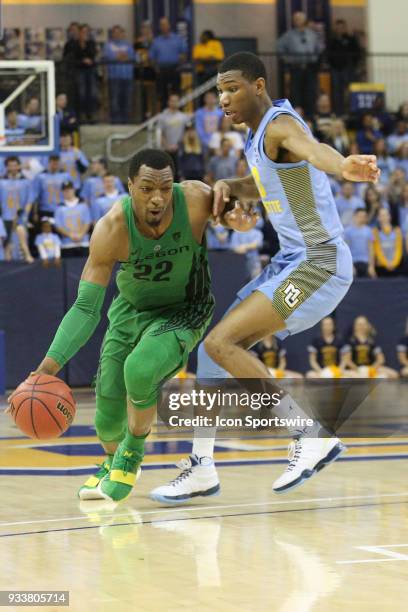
[9,374,76,439]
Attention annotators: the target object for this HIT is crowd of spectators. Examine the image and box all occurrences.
[2,13,408,284]
[2,81,408,283]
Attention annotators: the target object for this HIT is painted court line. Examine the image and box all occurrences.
[2,500,408,540]
[337,544,408,564]
[1,491,408,529]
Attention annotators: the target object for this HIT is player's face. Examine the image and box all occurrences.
[217,70,263,125]
[129,165,174,227]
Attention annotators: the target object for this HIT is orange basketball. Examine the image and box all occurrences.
[9,374,76,439]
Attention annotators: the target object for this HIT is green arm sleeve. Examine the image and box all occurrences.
[46,280,106,368]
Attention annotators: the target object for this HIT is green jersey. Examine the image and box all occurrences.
[116,184,214,328]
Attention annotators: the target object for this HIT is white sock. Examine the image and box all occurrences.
[273,393,322,438]
[192,427,217,459]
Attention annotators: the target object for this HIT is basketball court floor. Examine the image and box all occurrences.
[1,390,408,612]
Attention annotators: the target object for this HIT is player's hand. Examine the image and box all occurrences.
[213,180,232,220]
[341,155,380,183]
[223,201,260,232]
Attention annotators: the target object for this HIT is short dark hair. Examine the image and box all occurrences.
[128,149,175,180]
[355,207,367,214]
[219,52,267,83]
[5,156,20,165]
[49,154,60,161]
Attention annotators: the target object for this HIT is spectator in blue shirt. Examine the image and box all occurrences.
[387,120,408,155]
[81,157,124,207]
[206,223,231,250]
[32,155,71,217]
[373,138,396,185]
[149,17,187,109]
[230,227,263,279]
[5,109,26,144]
[344,208,376,278]
[91,174,122,222]
[356,113,383,154]
[35,218,61,266]
[57,132,89,190]
[395,141,408,179]
[0,156,34,263]
[17,97,42,133]
[335,181,365,227]
[54,181,91,257]
[205,138,237,184]
[104,26,137,124]
[195,90,224,153]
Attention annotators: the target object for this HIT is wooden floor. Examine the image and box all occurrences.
[1,392,408,612]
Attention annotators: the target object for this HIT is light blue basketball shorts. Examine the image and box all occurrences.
[197,238,353,379]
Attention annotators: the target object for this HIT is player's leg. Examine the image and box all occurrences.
[149,297,251,505]
[99,325,197,502]
[205,254,353,493]
[79,297,138,500]
[78,334,130,499]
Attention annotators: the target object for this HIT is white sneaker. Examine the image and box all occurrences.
[273,437,346,494]
[150,454,220,505]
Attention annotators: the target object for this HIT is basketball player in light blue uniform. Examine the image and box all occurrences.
[151,52,380,504]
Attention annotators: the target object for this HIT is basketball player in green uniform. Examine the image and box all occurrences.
[21,149,257,503]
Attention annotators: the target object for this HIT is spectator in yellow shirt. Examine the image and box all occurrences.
[193,30,225,86]
[373,207,403,276]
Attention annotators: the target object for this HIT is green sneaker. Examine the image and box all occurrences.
[78,457,113,500]
[98,445,142,502]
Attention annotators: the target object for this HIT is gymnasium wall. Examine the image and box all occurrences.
[1,257,407,389]
[2,0,135,35]
[366,0,408,110]
[2,0,368,52]
[194,0,367,54]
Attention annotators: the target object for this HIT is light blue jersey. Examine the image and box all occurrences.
[0,175,33,221]
[35,232,61,259]
[33,170,72,213]
[55,203,91,248]
[244,100,343,260]
[91,192,120,222]
[56,148,89,190]
[80,176,124,207]
[196,99,355,380]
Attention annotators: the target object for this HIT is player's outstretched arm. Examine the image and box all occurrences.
[266,115,380,183]
[33,216,119,377]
